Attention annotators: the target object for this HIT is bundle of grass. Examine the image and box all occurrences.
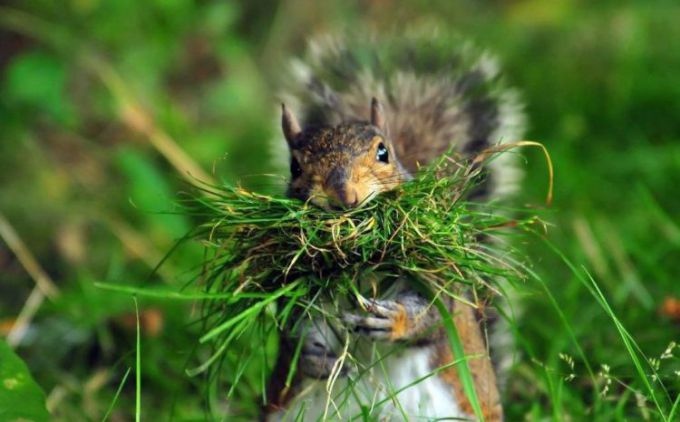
[182,146,549,414]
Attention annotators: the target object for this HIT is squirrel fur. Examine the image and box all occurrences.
[264,31,525,421]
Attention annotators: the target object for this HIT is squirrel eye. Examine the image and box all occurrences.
[290,158,303,179]
[376,143,389,163]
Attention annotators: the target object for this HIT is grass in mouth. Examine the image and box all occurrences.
[181,148,548,418]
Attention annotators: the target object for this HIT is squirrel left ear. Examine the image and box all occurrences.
[370,97,388,134]
[282,103,302,148]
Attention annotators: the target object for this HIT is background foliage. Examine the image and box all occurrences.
[0,0,679,420]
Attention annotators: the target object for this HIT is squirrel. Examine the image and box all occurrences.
[263,31,525,421]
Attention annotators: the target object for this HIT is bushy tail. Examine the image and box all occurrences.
[274,29,526,199]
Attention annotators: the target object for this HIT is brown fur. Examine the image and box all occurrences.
[433,300,503,421]
[389,304,409,341]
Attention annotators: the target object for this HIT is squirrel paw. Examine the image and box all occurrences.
[299,339,347,379]
[343,296,416,341]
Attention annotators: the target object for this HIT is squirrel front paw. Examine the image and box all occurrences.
[343,294,437,342]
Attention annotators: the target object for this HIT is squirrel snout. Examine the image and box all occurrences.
[337,186,360,208]
[326,183,360,209]
[325,168,362,209]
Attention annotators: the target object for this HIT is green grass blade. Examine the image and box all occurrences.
[586,271,669,418]
[101,367,132,422]
[433,297,485,421]
[95,282,269,300]
[199,280,303,343]
[544,238,671,419]
[669,393,680,422]
[134,297,141,422]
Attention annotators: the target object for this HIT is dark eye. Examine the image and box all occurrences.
[376,143,389,163]
[290,158,302,179]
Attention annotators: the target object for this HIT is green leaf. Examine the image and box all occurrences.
[0,340,49,422]
[3,51,75,125]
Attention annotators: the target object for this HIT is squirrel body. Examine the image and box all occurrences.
[265,281,500,421]
[268,337,468,420]
[265,31,524,421]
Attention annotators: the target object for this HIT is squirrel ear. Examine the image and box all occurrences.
[281,103,302,147]
[370,97,388,134]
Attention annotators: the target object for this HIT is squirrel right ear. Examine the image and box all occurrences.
[281,103,302,148]
[370,97,388,134]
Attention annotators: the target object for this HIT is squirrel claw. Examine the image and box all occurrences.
[356,296,401,318]
[344,298,406,341]
[347,294,434,342]
[343,313,393,340]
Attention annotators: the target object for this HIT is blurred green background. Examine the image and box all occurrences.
[1,0,679,420]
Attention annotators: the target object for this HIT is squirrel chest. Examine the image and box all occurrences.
[266,347,466,421]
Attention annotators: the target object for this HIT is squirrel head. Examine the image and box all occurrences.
[282,98,411,210]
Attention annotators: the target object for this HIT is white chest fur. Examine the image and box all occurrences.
[267,346,468,421]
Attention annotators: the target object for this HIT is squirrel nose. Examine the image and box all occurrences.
[325,169,361,209]
[338,187,359,208]
[324,183,361,208]
[326,184,360,209]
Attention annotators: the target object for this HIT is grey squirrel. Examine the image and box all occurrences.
[264,31,525,421]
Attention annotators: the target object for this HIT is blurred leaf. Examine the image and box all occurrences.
[0,340,49,422]
[203,62,261,118]
[182,130,230,168]
[151,0,194,31]
[69,0,99,15]
[199,2,238,36]
[507,0,575,26]
[3,50,75,125]
[114,148,189,241]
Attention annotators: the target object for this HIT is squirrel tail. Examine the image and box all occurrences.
[274,30,526,200]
